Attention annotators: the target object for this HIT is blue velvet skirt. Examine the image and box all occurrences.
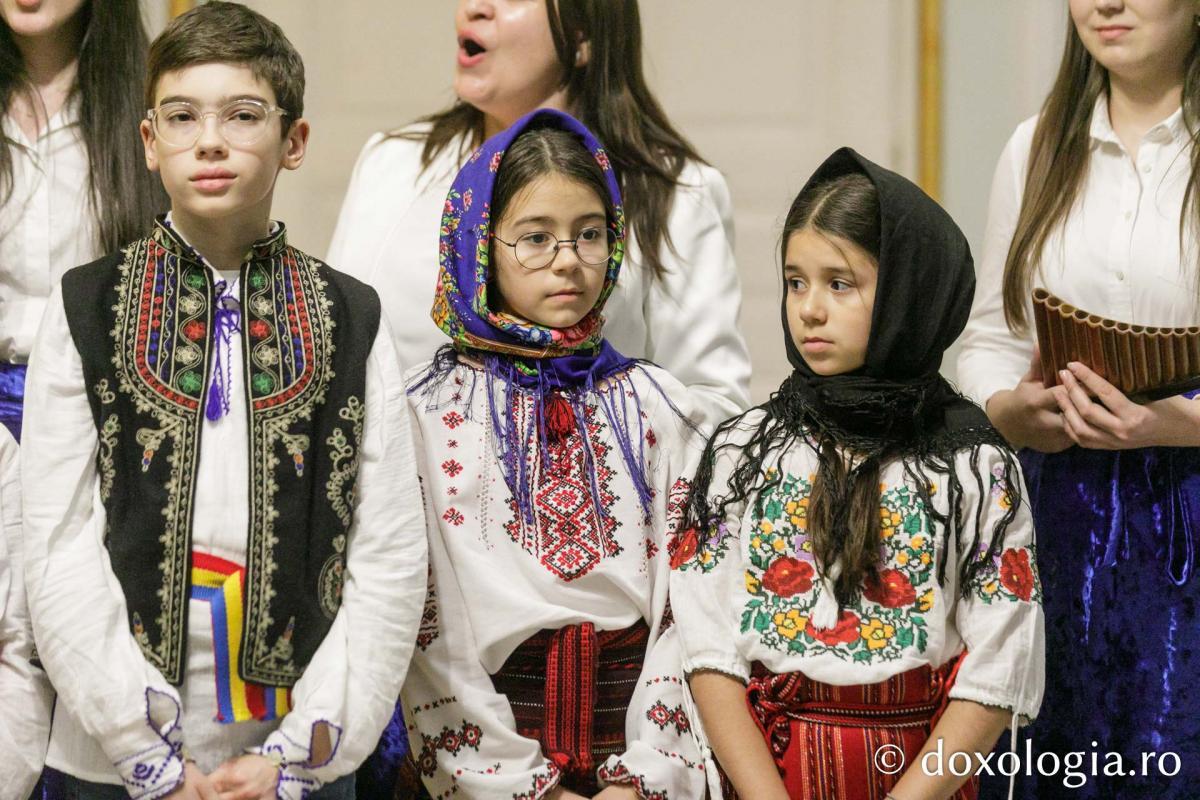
[983,444,1200,799]
[0,362,25,442]
[356,702,410,799]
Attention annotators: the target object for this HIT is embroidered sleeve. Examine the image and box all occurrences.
[400,490,561,799]
[950,445,1045,724]
[262,327,428,792]
[0,430,54,799]
[598,626,706,799]
[668,424,753,683]
[21,286,186,790]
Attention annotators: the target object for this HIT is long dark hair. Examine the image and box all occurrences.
[0,0,168,253]
[402,0,704,279]
[1002,20,1200,331]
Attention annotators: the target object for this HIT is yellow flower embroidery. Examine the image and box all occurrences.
[920,552,932,566]
[861,618,895,650]
[759,520,774,535]
[918,588,935,612]
[746,572,762,594]
[910,535,926,549]
[772,538,787,553]
[785,500,799,515]
[773,609,808,641]
[984,580,999,595]
[896,551,910,566]
[790,515,805,528]
[751,535,762,550]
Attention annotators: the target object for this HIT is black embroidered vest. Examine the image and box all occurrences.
[61,218,380,686]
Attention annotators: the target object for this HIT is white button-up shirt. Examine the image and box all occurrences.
[957,97,1195,406]
[0,98,99,363]
[0,424,54,800]
[327,127,752,426]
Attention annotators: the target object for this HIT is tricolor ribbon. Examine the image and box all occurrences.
[191,552,291,723]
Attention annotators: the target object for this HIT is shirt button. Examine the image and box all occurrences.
[1142,163,1152,174]
[1124,211,1133,220]
[1116,271,1126,281]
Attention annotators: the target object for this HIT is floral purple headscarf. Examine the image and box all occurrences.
[430,108,627,362]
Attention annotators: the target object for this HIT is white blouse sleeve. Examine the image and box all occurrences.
[0,426,54,800]
[948,445,1045,724]
[669,417,757,684]
[642,164,752,425]
[22,284,186,800]
[956,121,1038,408]
[258,324,428,798]
[399,420,561,800]
[598,376,707,799]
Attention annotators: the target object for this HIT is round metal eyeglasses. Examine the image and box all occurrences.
[492,226,619,271]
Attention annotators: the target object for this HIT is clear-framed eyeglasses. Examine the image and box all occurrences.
[492,226,619,271]
[146,99,290,148]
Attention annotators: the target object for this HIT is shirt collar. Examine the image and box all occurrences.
[1089,93,1188,148]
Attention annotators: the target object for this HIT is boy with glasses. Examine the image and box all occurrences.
[21,4,427,798]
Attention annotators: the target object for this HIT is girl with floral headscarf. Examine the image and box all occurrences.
[397,109,706,800]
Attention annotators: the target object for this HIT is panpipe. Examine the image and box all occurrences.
[1032,288,1200,402]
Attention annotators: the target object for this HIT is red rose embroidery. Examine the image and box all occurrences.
[761,557,814,598]
[669,527,700,569]
[805,611,861,645]
[863,568,917,608]
[249,320,271,339]
[1000,548,1035,601]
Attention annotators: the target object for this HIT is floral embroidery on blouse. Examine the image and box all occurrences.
[740,477,940,663]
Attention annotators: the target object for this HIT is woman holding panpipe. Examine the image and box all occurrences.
[958,1,1200,797]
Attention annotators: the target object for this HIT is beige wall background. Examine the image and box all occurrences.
[142,1,1067,403]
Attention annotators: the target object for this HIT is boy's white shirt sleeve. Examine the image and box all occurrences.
[0,425,54,800]
[949,445,1045,724]
[400,429,562,800]
[642,164,752,425]
[22,284,186,800]
[956,122,1037,408]
[258,323,428,797]
[597,389,708,799]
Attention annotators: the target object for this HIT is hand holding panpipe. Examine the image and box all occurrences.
[1031,288,1200,403]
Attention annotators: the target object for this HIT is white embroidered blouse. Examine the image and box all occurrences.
[401,356,708,799]
[670,411,1045,780]
[327,127,753,426]
[0,424,54,800]
[22,267,428,798]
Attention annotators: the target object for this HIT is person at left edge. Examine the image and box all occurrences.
[0,424,52,800]
[21,4,427,800]
[0,0,168,441]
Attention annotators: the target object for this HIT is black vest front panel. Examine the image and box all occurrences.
[63,220,380,686]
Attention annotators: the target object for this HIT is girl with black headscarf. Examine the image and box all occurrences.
[670,149,1045,800]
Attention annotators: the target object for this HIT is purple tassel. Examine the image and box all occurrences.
[205,280,242,422]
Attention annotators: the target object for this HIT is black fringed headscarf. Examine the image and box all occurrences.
[688,148,1022,608]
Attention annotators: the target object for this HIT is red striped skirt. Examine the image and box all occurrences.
[732,655,976,800]
[489,620,650,795]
